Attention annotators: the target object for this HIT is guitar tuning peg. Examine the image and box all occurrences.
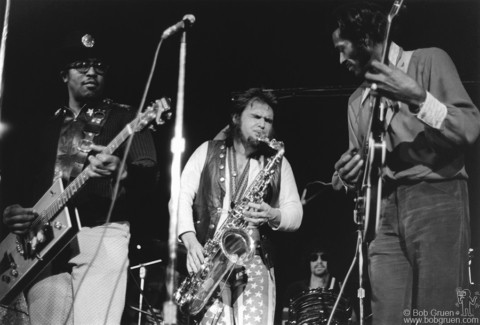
[156,111,172,125]
[148,125,156,132]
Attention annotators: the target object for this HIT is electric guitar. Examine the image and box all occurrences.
[354,0,404,242]
[0,98,171,305]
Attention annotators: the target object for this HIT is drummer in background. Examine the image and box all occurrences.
[281,248,338,323]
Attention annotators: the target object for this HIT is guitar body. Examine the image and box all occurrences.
[355,135,386,242]
[0,179,81,305]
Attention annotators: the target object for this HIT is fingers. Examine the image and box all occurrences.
[243,215,268,226]
[336,153,364,184]
[334,148,358,171]
[186,246,204,274]
[343,158,364,182]
[87,153,121,178]
[3,204,37,234]
[365,61,393,93]
[243,202,271,226]
[89,144,107,153]
[182,232,204,274]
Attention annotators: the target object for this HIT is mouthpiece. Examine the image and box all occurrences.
[257,137,284,151]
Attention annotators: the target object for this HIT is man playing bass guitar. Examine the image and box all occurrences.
[330,2,480,324]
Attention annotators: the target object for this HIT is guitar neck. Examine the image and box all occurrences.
[42,120,136,223]
[381,0,404,65]
[380,21,394,65]
[358,1,402,171]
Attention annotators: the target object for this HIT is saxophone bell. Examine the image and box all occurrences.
[221,228,256,265]
[174,228,255,315]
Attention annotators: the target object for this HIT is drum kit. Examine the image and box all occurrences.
[288,288,352,325]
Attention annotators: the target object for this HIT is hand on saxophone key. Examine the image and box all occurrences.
[180,232,204,274]
[243,202,281,228]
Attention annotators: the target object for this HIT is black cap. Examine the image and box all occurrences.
[57,30,108,70]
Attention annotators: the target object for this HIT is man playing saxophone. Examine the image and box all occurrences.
[176,88,303,324]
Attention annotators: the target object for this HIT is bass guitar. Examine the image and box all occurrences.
[0,98,171,305]
[354,0,404,242]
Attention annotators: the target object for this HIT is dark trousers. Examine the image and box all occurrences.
[368,179,471,325]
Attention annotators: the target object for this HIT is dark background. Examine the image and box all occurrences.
[0,0,479,323]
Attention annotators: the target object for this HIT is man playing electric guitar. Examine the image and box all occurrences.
[1,30,157,324]
[330,3,480,324]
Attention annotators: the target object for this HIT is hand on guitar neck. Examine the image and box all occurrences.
[365,60,427,110]
[334,148,364,191]
[86,144,127,180]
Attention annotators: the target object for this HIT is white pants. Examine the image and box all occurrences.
[27,222,130,325]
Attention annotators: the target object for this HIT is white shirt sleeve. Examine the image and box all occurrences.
[416,91,448,129]
[269,156,303,231]
[173,141,209,238]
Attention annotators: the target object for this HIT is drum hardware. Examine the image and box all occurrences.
[129,306,163,325]
[130,259,163,325]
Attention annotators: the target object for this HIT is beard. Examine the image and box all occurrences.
[232,123,263,148]
[247,135,262,147]
[349,43,374,79]
[358,48,375,77]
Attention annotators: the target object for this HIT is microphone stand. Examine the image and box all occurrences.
[0,0,11,148]
[325,228,363,325]
[163,30,188,325]
[351,206,368,325]
[130,259,163,325]
[138,265,146,325]
[0,0,10,123]
[357,229,366,325]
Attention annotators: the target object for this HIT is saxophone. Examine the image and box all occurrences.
[174,137,285,315]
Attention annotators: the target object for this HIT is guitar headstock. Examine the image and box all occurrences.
[134,97,172,132]
[388,0,405,22]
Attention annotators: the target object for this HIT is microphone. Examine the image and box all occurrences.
[161,14,196,40]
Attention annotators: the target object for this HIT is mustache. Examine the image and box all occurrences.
[82,78,99,86]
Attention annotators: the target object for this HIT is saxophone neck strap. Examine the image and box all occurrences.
[228,146,251,205]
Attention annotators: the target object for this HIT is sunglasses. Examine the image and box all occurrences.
[66,60,109,75]
[309,252,328,262]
